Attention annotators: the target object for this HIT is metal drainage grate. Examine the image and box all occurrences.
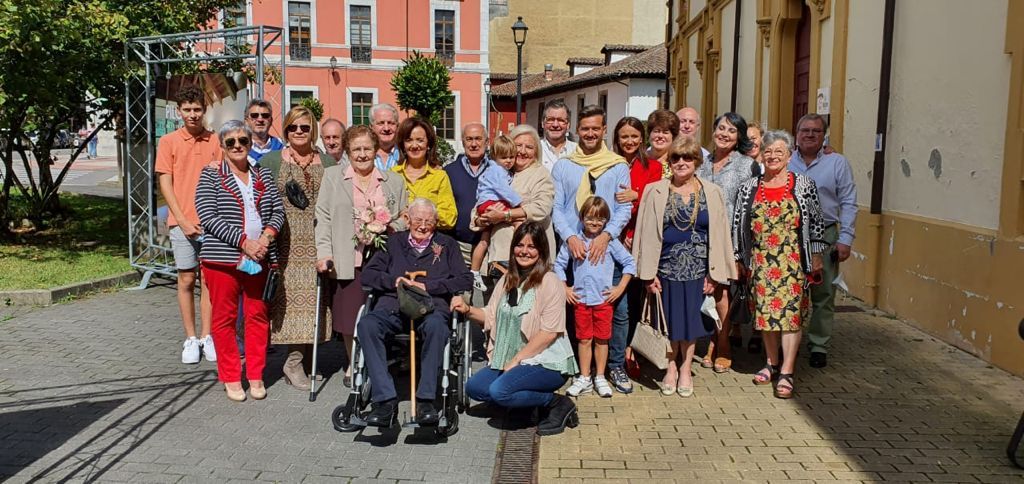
[492,423,539,484]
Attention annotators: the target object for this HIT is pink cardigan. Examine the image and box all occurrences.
[483,271,567,360]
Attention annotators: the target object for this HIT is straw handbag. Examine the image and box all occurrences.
[630,293,671,370]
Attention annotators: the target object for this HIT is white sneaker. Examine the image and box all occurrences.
[200,335,217,362]
[593,376,613,398]
[181,337,201,364]
[472,271,487,291]
[566,376,593,397]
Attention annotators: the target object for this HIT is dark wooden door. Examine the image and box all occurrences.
[792,4,811,129]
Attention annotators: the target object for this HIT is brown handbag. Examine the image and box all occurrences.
[630,293,672,370]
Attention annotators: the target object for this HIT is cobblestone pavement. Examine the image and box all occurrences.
[0,284,500,483]
[540,296,1024,483]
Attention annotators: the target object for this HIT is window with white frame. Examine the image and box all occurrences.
[436,103,456,140]
[289,90,315,109]
[224,1,247,52]
[598,91,608,114]
[288,1,312,61]
[434,9,455,66]
[351,92,374,126]
[350,5,372,63]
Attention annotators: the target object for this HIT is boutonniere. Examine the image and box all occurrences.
[431,242,443,264]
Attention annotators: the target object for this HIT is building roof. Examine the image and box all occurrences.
[488,72,519,82]
[566,57,604,66]
[600,44,654,54]
[490,69,572,97]
[492,44,666,99]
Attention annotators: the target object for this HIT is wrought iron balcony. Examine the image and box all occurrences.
[289,43,311,61]
[351,45,372,64]
[436,49,455,67]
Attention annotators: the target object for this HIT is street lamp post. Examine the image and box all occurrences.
[511,16,528,125]
[483,78,492,137]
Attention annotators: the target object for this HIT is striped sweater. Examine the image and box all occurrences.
[195,161,286,266]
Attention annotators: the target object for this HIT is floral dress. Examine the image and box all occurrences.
[749,175,811,331]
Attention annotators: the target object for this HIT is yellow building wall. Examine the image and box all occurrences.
[735,0,759,121]
[488,0,666,74]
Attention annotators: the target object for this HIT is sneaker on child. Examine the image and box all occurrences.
[566,376,593,397]
[471,270,487,291]
[181,337,201,364]
[593,375,613,398]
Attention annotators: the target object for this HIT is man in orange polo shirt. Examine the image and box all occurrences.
[156,85,223,364]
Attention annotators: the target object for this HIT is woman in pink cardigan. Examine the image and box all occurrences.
[451,221,579,436]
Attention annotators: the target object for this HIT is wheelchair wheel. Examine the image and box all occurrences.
[457,318,472,412]
[332,395,362,432]
[436,407,459,438]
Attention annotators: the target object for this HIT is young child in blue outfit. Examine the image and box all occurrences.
[554,196,636,398]
[470,135,522,289]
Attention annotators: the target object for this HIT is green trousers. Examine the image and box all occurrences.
[806,225,839,354]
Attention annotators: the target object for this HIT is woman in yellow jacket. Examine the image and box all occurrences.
[392,117,457,230]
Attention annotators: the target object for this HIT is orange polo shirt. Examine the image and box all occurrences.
[154,127,222,227]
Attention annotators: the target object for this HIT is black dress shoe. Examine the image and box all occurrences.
[537,394,579,436]
[365,399,398,427]
[809,352,828,368]
[416,400,440,426]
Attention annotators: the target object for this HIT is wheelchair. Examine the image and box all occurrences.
[331,291,474,438]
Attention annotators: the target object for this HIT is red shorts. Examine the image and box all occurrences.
[574,303,613,340]
[477,200,510,216]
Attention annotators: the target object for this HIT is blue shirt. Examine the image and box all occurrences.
[375,146,400,173]
[789,148,858,246]
[550,158,632,242]
[248,136,284,165]
[476,160,522,208]
[554,233,636,306]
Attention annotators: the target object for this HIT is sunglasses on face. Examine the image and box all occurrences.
[224,137,251,148]
[248,112,272,120]
[285,124,312,134]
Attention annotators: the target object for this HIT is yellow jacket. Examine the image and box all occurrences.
[392,163,458,230]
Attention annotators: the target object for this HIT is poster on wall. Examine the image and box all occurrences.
[816,87,831,115]
[152,73,252,236]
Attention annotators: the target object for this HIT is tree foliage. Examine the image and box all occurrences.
[299,97,324,122]
[389,51,455,124]
[0,0,237,233]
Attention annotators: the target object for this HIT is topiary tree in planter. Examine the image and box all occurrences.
[389,51,457,164]
[299,97,324,121]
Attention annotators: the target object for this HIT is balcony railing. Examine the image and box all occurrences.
[352,45,372,64]
[289,43,311,61]
[436,49,454,67]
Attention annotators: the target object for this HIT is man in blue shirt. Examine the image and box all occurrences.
[788,113,858,369]
[551,105,634,393]
[371,103,401,173]
[245,99,284,165]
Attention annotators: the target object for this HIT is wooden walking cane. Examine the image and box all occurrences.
[405,270,427,422]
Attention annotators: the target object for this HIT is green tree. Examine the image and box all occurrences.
[299,97,324,121]
[0,0,237,233]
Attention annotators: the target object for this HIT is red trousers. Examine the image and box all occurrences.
[201,262,270,383]
[574,302,613,340]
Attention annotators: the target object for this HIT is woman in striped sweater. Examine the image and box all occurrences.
[196,120,285,402]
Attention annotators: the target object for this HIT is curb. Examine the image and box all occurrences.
[0,271,141,307]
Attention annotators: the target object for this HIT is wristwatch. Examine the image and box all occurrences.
[261,231,275,242]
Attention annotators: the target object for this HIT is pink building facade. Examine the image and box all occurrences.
[225,0,489,144]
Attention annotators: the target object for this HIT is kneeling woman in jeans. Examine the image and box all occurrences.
[450,221,579,436]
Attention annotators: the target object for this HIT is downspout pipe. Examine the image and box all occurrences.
[730,0,741,112]
[664,0,674,109]
[864,0,896,306]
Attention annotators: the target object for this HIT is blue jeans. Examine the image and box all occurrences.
[607,265,630,369]
[466,365,567,408]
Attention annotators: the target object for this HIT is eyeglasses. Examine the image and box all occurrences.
[285,124,312,134]
[763,148,790,158]
[223,137,251,148]
[248,112,272,120]
[410,217,437,227]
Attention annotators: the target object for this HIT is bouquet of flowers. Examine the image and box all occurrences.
[353,203,391,252]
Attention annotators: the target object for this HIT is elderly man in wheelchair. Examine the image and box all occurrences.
[356,198,474,428]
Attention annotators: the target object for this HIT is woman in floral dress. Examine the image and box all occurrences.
[257,106,338,391]
[732,130,826,399]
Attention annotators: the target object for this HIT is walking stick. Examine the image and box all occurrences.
[309,260,333,402]
[405,270,427,421]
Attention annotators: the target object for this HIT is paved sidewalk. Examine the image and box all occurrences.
[540,297,1024,483]
[0,285,500,483]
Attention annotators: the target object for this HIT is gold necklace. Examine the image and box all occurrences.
[668,178,702,232]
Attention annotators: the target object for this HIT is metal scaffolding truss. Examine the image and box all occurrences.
[124,26,285,287]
